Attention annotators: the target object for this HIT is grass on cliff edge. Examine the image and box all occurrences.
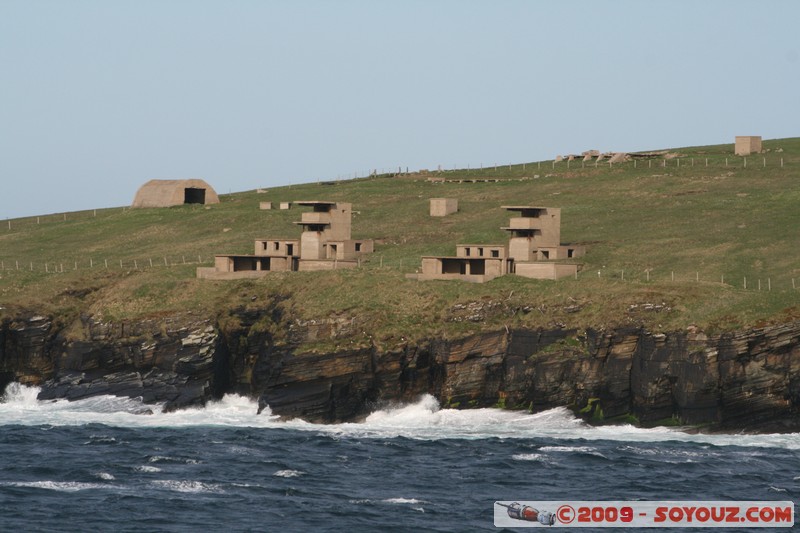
[1,138,799,343]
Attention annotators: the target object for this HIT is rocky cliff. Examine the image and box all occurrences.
[2,308,799,432]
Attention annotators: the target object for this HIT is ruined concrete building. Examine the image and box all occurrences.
[132,179,220,208]
[735,136,762,156]
[197,201,373,279]
[409,205,584,282]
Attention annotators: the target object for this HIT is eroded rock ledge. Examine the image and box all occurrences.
[1,310,799,432]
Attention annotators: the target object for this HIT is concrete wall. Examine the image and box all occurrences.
[197,268,271,280]
[279,202,291,210]
[508,237,535,262]
[536,245,586,260]
[300,231,324,260]
[456,244,507,259]
[298,259,358,271]
[259,202,272,210]
[430,198,458,217]
[515,262,578,280]
[254,239,300,257]
[735,136,762,156]
[132,179,220,208]
[417,256,505,282]
[323,239,374,260]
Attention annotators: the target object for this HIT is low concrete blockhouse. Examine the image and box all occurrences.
[735,136,762,156]
[132,179,220,208]
[279,202,292,210]
[430,198,458,217]
[260,202,273,210]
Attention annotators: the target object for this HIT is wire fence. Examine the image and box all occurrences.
[1,254,797,295]
[0,255,212,275]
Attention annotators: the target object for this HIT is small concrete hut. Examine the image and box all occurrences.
[132,179,220,208]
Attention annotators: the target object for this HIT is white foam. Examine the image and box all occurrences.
[94,472,115,480]
[511,453,546,462]
[383,498,426,504]
[134,465,162,473]
[273,470,303,478]
[2,481,112,492]
[3,384,800,450]
[151,480,223,494]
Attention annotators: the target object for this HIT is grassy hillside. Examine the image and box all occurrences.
[1,138,799,342]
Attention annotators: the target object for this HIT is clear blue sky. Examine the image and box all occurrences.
[2,1,798,219]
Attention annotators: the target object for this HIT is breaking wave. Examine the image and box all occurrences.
[2,383,799,448]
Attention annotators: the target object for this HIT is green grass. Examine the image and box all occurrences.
[2,138,799,341]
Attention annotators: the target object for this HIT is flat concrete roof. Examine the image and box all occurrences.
[421,255,505,260]
[294,200,337,206]
[501,205,548,211]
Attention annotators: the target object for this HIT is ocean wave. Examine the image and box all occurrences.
[151,480,224,494]
[382,498,427,505]
[2,480,114,492]
[134,465,162,473]
[273,470,304,478]
[511,453,546,462]
[3,384,800,449]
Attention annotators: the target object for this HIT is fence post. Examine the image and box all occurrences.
[621,270,624,281]
[744,276,747,289]
[671,271,674,281]
[696,272,699,282]
[16,261,19,270]
[768,278,771,291]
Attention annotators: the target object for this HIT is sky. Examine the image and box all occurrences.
[1,1,799,219]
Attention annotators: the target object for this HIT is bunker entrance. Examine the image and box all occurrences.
[184,188,206,204]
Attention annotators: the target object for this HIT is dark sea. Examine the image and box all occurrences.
[0,383,797,532]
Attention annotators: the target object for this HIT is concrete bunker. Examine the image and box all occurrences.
[199,200,374,279]
[409,205,585,283]
[132,179,220,208]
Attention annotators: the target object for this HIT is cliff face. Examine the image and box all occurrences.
[2,309,799,432]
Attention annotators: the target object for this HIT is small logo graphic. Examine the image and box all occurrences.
[556,504,576,524]
[495,502,556,526]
